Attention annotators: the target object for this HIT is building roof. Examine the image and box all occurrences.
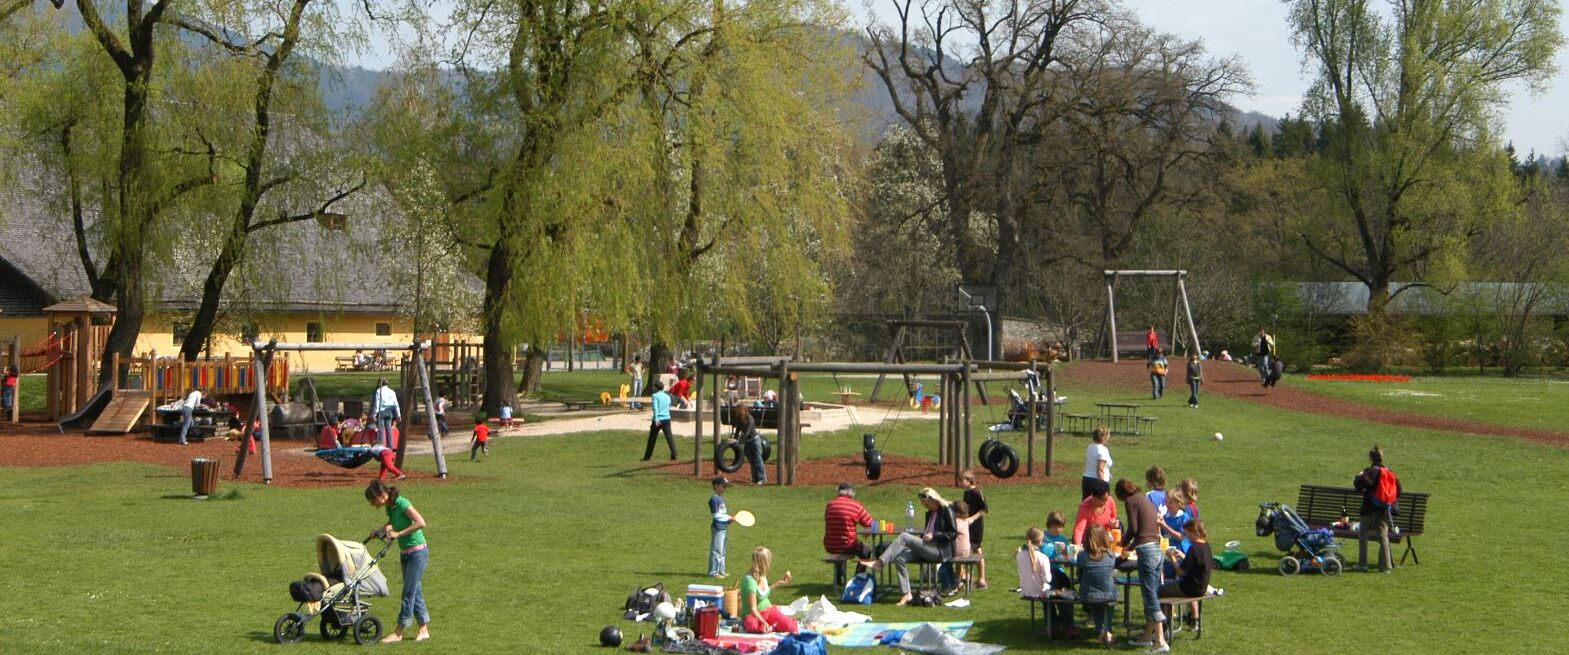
[1,149,480,318]
[42,294,118,314]
[1298,282,1569,316]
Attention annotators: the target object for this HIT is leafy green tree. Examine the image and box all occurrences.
[1283,0,1562,369]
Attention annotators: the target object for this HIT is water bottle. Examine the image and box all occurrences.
[905,501,916,530]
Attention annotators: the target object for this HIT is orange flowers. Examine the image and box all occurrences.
[1305,374,1411,382]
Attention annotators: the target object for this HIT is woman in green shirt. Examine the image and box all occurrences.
[739,547,797,634]
[366,480,430,643]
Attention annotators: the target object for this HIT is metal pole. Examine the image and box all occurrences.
[412,342,449,479]
[1106,274,1120,362]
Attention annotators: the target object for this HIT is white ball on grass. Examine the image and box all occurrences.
[1213,432,1224,441]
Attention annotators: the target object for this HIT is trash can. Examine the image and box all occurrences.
[191,458,219,499]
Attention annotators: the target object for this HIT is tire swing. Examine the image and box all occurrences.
[978,390,1020,479]
[715,439,745,473]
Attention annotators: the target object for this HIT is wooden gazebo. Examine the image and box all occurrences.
[43,295,116,419]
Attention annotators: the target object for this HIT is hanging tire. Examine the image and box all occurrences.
[978,439,1000,466]
[715,440,744,473]
[274,612,306,644]
[1279,556,1301,576]
[320,612,348,641]
[353,614,383,645]
[986,444,1020,479]
[759,437,771,463]
[865,449,883,480]
[862,433,877,451]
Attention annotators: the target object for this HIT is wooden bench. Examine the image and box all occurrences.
[1136,416,1158,435]
[334,355,356,371]
[1059,413,1093,434]
[559,400,596,412]
[1296,484,1429,565]
[1023,594,1116,639]
[1159,593,1221,642]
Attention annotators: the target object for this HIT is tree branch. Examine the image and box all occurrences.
[247,177,367,232]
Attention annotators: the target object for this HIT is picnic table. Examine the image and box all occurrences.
[1095,402,1142,435]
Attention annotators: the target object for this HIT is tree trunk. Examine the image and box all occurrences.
[518,348,545,394]
[648,341,674,389]
[480,241,515,416]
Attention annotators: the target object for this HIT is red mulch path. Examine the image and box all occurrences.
[0,421,449,488]
[1058,359,1569,448]
[648,453,1079,488]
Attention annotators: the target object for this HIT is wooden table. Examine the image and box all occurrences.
[836,390,862,405]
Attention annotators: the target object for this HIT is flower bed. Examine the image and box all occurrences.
[1305,374,1411,382]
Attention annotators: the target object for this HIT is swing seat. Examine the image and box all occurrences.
[315,447,376,469]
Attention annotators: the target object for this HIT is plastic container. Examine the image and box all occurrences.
[906,501,916,530]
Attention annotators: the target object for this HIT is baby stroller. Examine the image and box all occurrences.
[1256,503,1343,576]
[274,533,393,644]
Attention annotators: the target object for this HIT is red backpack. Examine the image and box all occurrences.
[1372,467,1400,513]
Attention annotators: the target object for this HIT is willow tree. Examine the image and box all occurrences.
[1284,0,1561,368]
[630,0,856,370]
[170,0,366,360]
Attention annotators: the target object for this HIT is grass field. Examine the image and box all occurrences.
[1297,374,1569,432]
[3,366,1564,653]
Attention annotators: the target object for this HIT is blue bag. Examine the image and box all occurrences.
[841,572,874,605]
[770,631,829,655]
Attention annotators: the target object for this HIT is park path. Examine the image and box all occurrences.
[1058,359,1569,448]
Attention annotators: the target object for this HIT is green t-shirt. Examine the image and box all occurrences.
[740,574,772,616]
[386,496,426,549]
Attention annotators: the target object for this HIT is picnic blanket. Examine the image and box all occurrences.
[702,633,781,653]
[823,621,973,648]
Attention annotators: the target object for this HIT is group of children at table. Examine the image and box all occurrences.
[1018,464,1212,652]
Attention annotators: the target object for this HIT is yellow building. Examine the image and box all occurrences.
[1,155,479,373]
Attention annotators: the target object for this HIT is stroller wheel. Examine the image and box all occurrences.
[274,612,307,644]
[1235,559,1251,573]
[1322,557,1343,576]
[1278,556,1301,576]
[320,612,349,641]
[353,614,383,645]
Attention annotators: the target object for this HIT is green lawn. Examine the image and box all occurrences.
[3,366,1563,653]
[1296,374,1569,433]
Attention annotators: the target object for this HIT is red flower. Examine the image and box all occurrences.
[1304,374,1411,382]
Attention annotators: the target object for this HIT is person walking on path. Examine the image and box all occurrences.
[1145,326,1159,359]
[1253,326,1275,385]
[1082,425,1113,500]
[1353,445,1402,573]
[1116,478,1169,654]
[643,381,677,461]
[372,379,400,448]
[366,480,430,643]
[736,404,766,484]
[1147,349,1168,400]
[177,387,204,445]
[1185,352,1203,407]
[433,392,449,438]
[627,355,646,409]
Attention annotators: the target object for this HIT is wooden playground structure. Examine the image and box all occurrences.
[1103,270,1203,362]
[692,357,1058,486]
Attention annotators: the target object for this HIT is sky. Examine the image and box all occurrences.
[350,0,1569,156]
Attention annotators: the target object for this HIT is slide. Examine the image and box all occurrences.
[57,385,114,433]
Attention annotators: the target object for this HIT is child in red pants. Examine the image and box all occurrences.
[368,445,405,480]
[740,546,799,634]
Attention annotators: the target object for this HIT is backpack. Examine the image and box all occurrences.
[841,573,874,605]
[623,583,671,620]
[1372,467,1400,514]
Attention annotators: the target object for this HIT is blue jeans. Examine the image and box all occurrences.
[1135,542,1166,624]
[177,405,195,444]
[397,547,430,627]
[377,409,397,447]
[1257,356,1271,382]
[709,526,727,576]
[1188,379,1200,405]
[435,413,448,437]
[1,385,14,411]
[631,377,644,409]
[1150,375,1164,399]
[1086,601,1113,635]
[744,436,767,484]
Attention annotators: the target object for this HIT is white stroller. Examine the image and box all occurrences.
[274,534,392,645]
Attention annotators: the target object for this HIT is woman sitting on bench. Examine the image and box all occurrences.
[859,487,957,606]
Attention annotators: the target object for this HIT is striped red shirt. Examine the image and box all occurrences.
[824,496,874,553]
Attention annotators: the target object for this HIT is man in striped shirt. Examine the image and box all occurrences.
[825,482,875,557]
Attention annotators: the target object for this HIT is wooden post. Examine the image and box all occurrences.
[709,356,720,475]
[412,342,450,479]
[960,364,972,482]
[1045,365,1057,475]
[693,359,705,477]
[1106,274,1120,362]
[1178,275,1203,357]
[1026,360,1037,477]
[7,335,18,423]
[775,361,787,486]
[869,324,906,403]
[254,345,274,484]
[1169,273,1183,355]
[936,372,947,465]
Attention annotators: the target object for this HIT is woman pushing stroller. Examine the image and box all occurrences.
[366,480,431,643]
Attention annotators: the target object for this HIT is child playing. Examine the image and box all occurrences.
[1017,527,1073,637]
[498,404,513,428]
[434,392,450,438]
[367,444,405,481]
[959,469,990,588]
[1160,519,1216,630]
[1145,466,1168,510]
[1186,352,1203,407]
[942,501,974,593]
[740,547,796,634]
[1148,349,1169,400]
[470,416,490,461]
[1076,524,1118,647]
[709,477,732,578]
[1178,479,1200,520]
[1042,511,1071,558]
[1,365,17,415]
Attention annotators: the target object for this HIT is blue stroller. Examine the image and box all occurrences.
[1256,502,1343,576]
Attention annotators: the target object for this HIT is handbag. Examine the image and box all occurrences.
[770,631,828,655]
[841,572,875,605]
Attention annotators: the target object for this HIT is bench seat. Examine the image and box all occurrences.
[1296,484,1429,565]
